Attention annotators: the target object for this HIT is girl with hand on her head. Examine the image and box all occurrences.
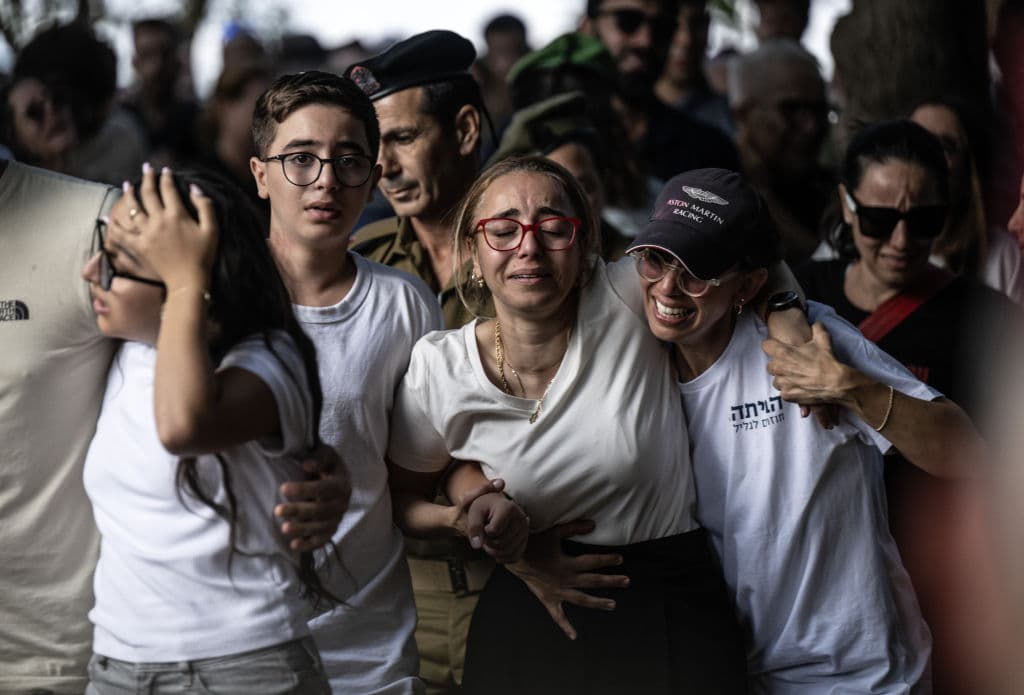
[81,164,335,694]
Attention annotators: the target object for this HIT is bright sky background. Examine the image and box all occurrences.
[1,0,850,97]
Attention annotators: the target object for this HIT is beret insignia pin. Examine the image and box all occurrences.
[348,65,381,96]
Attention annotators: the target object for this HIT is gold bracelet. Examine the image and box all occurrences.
[874,384,895,432]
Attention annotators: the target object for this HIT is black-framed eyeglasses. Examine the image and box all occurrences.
[94,219,166,291]
[630,248,727,298]
[597,8,676,40]
[474,217,581,252]
[260,151,375,187]
[842,190,947,241]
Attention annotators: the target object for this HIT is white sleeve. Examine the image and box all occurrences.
[984,228,1024,305]
[387,338,452,473]
[809,302,943,452]
[218,331,315,458]
[414,284,444,336]
[603,256,647,318]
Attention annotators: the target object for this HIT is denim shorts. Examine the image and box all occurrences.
[86,636,330,695]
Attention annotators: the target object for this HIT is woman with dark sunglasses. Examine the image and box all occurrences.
[796,120,1023,694]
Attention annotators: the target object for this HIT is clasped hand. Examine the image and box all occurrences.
[454,478,529,564]
[763,321,854,409]
[277,444,352,553]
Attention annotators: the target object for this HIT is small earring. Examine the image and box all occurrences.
[471,270,485,289]
[735,300,744,316]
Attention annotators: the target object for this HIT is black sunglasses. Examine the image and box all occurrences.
[598,9,676,40]
[94,219,166,291]
[843,191,947,242]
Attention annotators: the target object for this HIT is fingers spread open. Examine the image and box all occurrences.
[545,601,577,641]
[574,571,630,590]
[563,588,616,612]
[568,552,623,573]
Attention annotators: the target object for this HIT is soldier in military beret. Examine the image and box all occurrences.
[345,30,496,695]
[346,30,489,331]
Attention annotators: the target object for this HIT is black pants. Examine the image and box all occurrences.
[462,528,747,695]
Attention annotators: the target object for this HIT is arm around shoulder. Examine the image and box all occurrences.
[765,321,985,478]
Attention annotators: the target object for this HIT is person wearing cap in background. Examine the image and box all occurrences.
[344,30,494,695]
[628,168,983,691]
[579,0,740,182]
[487,90,631,258]
[347,30,489,330]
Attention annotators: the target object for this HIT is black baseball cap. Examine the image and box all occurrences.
[626,168,775,279]
[345,30,476,101]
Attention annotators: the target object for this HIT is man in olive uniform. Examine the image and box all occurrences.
[347,30,486,330]
[345,31,493,694]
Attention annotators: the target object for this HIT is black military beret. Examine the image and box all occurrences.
[345,29,477,101]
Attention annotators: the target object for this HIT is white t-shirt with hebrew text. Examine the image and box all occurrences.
[680,303,934,694]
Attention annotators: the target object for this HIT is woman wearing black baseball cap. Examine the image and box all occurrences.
[629,167,979,692]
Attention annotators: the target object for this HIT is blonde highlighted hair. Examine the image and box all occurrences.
[451,155,602,317]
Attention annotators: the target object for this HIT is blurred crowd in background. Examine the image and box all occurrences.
[5,1,1024,693]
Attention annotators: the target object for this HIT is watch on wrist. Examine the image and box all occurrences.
[766,290,806,315]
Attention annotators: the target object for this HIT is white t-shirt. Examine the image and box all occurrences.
[0,162,117,694]
[299,252,441,694]
[388,258,698,545]
[979,228,1024,305]
[85,333,317,662]
[679,303,934,693]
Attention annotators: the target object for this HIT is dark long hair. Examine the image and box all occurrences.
[828,119,949,261]
[131,167,336,609]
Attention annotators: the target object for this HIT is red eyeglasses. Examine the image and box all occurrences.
[474,217,581,252]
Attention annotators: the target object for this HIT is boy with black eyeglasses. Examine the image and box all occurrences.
[250,70,524,695]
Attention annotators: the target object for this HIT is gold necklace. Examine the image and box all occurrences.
[494,320,557,424]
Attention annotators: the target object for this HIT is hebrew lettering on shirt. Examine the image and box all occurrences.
[729,395,786,431]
